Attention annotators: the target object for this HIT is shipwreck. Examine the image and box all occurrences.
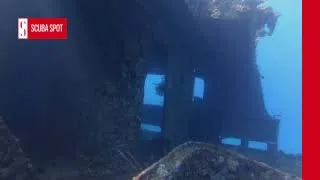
[0,0,287,179]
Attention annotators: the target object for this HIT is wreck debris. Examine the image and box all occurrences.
[0,117,38,180]
[155,77,166,96]
[184,0,280,39]
[78,143,142,178]
[133,141,301,180]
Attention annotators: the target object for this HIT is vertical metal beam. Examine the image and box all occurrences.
[162,49,194,148]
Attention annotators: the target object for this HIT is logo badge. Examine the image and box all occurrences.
[18,18,28,39]
[18,18,68,40]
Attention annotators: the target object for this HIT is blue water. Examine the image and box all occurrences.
[257,0,302,154]
[142,0,302,155]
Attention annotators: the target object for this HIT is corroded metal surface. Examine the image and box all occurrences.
[184,0,279,38]
[133,141,301,180]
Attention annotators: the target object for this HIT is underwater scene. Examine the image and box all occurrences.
[0,0,301,179]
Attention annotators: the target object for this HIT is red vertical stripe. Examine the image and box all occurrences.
[302,0,317,179]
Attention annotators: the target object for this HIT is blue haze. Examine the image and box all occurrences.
[142,0,302,155]
[257,0,302,154]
